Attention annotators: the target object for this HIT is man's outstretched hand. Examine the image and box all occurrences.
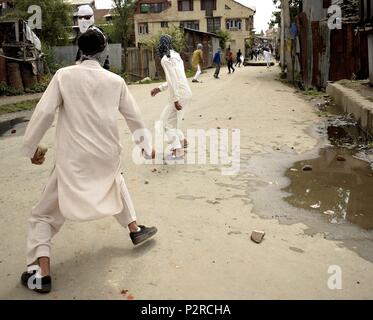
[174,101,182,111]
[151,88,161,97]
[31,146,47,165]
[142,148,156,160]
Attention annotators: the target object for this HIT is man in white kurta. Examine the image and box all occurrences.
[20,28,157,293]
[151,35,192,159]
[263,48,272,68]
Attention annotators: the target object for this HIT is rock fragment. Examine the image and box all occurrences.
[251,230,266,244]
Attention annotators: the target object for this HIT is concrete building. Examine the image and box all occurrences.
[133,0,255,54]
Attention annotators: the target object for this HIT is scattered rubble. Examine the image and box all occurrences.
[251,230,265,244]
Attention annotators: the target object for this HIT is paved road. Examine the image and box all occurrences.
[1,65,372,299]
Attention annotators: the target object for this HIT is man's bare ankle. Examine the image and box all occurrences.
[38,257,50,277]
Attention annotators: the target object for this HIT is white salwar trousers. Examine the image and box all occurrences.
[26,169,137,266]
[264,51,272,67]
[159,98,190,151]
[193,65,202,81]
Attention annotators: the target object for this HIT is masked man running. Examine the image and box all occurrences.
[75,4,110,70]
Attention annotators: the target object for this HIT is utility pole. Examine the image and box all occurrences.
[280,7,285,73]
[281,0,294,82]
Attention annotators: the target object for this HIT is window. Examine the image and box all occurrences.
[226,19,242,31]
[180,20,200,31]
[140,4,150,13]
[161,21,168,28]
[138,23,149,34]
[201,0,217,10]
[178,0,193,11]
[140,3,168,13]
[207,17,221,33]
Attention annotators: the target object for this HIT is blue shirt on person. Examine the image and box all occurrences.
[213,52,221,65]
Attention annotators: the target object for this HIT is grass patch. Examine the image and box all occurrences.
[304,88,325,97]
[185,69,195,78]
[0,99,39,115]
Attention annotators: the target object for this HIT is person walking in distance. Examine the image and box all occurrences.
[227,48,235,74]
[263,47,272,68]
[192,43,204,83]
[235,49,243,67]
[213,47,222,79]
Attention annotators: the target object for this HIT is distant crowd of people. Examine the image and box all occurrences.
[249,44,274,68]
[191,44,273,82]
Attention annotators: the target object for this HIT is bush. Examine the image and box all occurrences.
[141,25,186,53]
[216,30,231,50]
[24,74,52,93]
[42,45,62,74]
[0,82,23,96]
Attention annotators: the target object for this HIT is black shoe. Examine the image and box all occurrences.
[130,225,158,245]
[21,270,52,294]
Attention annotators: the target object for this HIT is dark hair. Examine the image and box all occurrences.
[78,27,107,56]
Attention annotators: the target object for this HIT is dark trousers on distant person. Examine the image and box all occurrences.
[228,61,235,74]
[214,64,221,78]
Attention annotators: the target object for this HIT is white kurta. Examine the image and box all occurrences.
[157,50,192,150]
[263,50,272,65]
[21,60,151,221]
[158,50,192,102]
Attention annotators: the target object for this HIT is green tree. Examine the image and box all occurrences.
[141,25,186,53]
[216,29,231,50]
[112,0,136,51]
[269,0,302,28]
[12,0,72,46]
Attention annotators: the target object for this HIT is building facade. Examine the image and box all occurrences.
[134,0,255,54]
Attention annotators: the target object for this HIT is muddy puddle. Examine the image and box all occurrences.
[0,114,31,138]
[284,114,373,230]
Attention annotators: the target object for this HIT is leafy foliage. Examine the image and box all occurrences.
[12,0,72,46]
[111,0,136,50]
[141,25,186,53]
[216,29,231,50]
[269,0,302,28]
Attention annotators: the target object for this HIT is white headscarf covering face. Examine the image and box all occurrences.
[78,5,95,34]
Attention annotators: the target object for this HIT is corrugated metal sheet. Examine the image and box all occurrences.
[296,12,310,87]
[297,11,369,88]
[329,24,369,81]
